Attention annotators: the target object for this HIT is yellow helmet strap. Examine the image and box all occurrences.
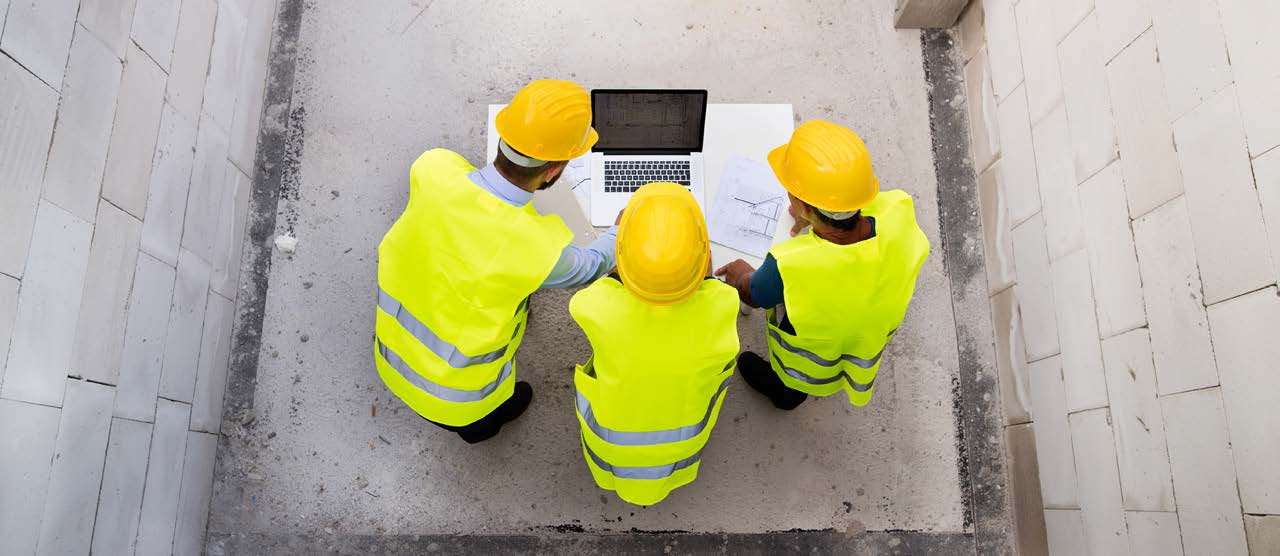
[498,139,548,168]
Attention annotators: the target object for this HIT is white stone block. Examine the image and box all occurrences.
[41,31,125,223]
[1012,214,1060,361]
[1015,0,1063,124]
[1173,87,1275,304]
[211,165,252,298]
[964,48,1001,175]
[1028,356,1078,508]
[1127,511,1184,556]
[1044,509,1089,556]
[0,0,8,38]
[78,0,140,58]
[36,379,115,556]
[1245,516,1280,556]
[114,253,177,422]
[957,0,985,63]
[1058,13,1119,184]
[91,417,153,556]
[0,399,61,556]
[1206,287,1280,514]
[1031,104,1086,261]
[1069,408,1130,555]
[1161,388,1249,556]
[102,43,168,220]
[183,116,231,262]
[1051,250,1108,412]
[1,201,93,407]
[191,291,234,433]
[0,0,79,86]
[166,0,218,120]
[140,104,199,267]
[1149,0,1232,119]
[992,288,1030,424]
[173,431,218,556]
[131,0,183,71]
[1078,162,1146,338]
[229,0,279,174]
[0,55,59,278]
[159,249,212,403]
[1053,0,1094,40]
[1256,149,1280,282]
[1095,0,1153,62]
[70,200,143,385]
[1100,329,1174,511]
[978,161,1016,293]
[1132,197,1218,395]
[135,399,191,556]
[203,0,248,131]
[996,86,1041,225]
[0,275,17,384]
[1105,31,1184,219]
[982,0,1023,103]
[1218,0,1280,156]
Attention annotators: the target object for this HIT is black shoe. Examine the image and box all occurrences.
[737,352,807,411]
[431,382,534,444]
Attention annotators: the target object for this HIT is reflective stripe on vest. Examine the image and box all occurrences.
[767,327,883,369]
[771,353,874,392]
[576,367,733,447]
[378,288,526,368]
[376,338,513,403]
[582,435,702,480]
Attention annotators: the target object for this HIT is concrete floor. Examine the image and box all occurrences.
[209,0,970,541]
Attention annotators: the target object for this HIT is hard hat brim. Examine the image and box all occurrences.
[767,142,878,213]
[495,109,599,162]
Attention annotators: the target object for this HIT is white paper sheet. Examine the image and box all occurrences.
[707,156,787,259]
[562,155,592,206]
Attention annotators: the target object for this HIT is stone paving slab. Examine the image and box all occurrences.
[0,54,60,279]
[78,0,140,59]
[183,115,231,263]
[136,398,191,556]
[191,291,235,433]
[41,29,124,223]
[36,378,115,556]
[175,431,219,556]
[69,199,142,385]
[159,249,212,403]
[130,0,183,71]
[115,252,178,423]
[0,0,80,87]
[102,41,168,220]
[166,0,217,120]
[91,416,154,556]
[0,398,61,556]
[1161,387,1249,555]
[140,104,199,268]
[203,0,248,131]
[0,275,18,384]
[2,201,93,407]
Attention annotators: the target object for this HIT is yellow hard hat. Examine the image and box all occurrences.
[616,182,710,306]
[767,120,880,213]
[495,79,599,162]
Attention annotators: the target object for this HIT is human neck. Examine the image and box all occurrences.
[494,165,541,193]
[813,217,872,245]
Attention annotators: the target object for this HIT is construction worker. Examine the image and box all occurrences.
[375,80,618,443]
[569,182,740,505]
[715,120,929,410]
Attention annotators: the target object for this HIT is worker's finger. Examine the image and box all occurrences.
[790,219,807,236]
[614,209,624,225]
[713,261,737,276]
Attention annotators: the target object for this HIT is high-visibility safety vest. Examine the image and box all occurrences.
[765,189,929,407]
[569,278,740,506]
[374,149,572,426]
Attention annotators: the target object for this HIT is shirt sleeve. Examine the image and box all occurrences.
[749,253,785,308]
[540,226,619,289]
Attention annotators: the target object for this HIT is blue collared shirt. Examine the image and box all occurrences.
[469,165,618,289]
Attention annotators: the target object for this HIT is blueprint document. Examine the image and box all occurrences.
[708,156,787,258]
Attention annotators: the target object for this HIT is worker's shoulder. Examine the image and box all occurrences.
[410,148,475,176]
[870,189,916,210]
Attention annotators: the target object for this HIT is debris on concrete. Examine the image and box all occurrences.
[273,233,298,253]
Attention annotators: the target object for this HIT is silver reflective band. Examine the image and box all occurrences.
[767,328,883,369]
[378,288,524,368]
[376,338,513,403]
[576,369,733,447]
[582,436,702,480]
[772,353,874,392]
[498,139,548,168]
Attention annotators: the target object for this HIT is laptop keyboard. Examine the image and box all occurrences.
[603,160,691,192]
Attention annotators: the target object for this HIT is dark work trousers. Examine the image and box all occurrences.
[738,351,808,410]
[424,382,530,444]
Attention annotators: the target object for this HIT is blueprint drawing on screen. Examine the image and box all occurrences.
[708,156,786,258]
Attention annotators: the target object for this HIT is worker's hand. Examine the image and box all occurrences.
[615,209,624,225]
[714,259,755,286]
[788,201,810,236]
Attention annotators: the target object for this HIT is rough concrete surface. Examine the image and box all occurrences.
[210,0,979,547]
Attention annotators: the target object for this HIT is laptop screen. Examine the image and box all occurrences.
[591,90,707,152]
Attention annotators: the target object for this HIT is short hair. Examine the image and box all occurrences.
[804,201,861,231]
[494,145,565,185]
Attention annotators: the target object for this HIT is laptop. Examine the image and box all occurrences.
[589,89,708,226]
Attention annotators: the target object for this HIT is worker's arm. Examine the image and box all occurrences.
[715,254,784,308]
[540,226,619,289]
